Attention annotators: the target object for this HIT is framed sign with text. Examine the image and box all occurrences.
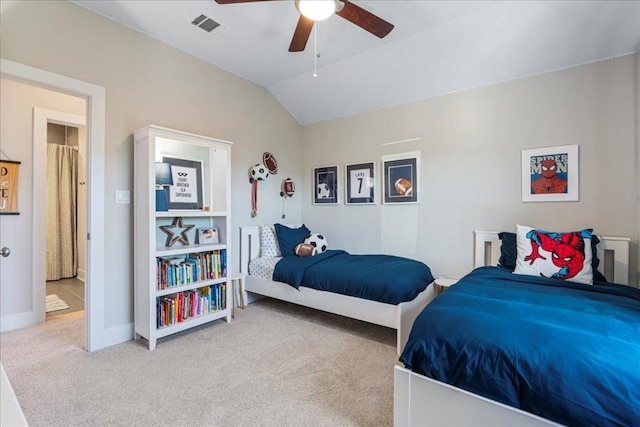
[162,156,203,210]
[0,160,21,215]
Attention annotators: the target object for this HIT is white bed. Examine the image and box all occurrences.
[394,230,631,427]
[240,225,436,354]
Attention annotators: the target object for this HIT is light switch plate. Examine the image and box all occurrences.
[116,190,130,204]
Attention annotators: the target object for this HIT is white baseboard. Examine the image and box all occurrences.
[76,269,86,282]
[89,322,134,352]
[0,311,40,333]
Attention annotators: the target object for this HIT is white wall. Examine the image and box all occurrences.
[0,78,86,318]
[1,0,302,333]
[301,54,639,287]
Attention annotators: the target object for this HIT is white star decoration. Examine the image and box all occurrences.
[159,217,195,247]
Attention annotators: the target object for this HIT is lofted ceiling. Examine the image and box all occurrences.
[72,1,640,125]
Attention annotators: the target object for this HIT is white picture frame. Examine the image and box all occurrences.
[345,161,376,205]
[382,151,420,204]
[521,144,579,202]
[313,165,339,205]
[198,227,219,244]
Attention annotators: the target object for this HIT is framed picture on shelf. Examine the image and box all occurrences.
[521,144,579,202]
[162,156,203,210]
[313,165,339,205]
[198,227,219,245]
[345,161,375,205]
[382,151,420,204]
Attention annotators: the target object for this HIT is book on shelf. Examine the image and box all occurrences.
[156,249,227,290]
[155,282,227,329]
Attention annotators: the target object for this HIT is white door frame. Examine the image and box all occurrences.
[33,108,86,324]
[0,59,106,352]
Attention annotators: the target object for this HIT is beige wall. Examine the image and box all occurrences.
[302,54,639,287]
[1,0,303,330]
[1,0,637,344]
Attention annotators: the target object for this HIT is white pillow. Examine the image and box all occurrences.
[514,224,594,285]
[260,225,281,258]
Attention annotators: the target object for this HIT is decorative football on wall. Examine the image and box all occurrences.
[305,233,328,254]
[249,163,269,183]
[263,152,278,175]
[281,177,295,197]
[394,178,413,196]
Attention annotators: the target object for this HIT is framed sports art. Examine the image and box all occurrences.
[521,144,579,202]
[345,161,375,205]
[382,151,420,204]
[313,165,339,205]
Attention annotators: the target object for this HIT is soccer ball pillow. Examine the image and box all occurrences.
[513,224,594,285]
[304,233,328,254]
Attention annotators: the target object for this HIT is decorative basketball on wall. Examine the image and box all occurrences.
[280,177,295,197]
[263,152,278,175]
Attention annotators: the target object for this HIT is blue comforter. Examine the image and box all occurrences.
[400,266,640,427]
[273,250,433,305]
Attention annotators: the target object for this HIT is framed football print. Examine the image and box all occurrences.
[382,151,420,204]
[345,161,375,205]
[313,165,339,205]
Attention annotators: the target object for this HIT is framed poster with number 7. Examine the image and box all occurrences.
[345,161,375,205]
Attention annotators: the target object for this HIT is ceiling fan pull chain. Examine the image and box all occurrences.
[313,22,319,78]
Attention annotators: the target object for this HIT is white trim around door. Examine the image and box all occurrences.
[0,59,113,351]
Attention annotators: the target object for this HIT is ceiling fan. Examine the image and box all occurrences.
[214,0,394,52]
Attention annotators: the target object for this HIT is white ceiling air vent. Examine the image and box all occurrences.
[191,14,221,33]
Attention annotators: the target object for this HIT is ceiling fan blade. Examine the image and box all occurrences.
[214,0,278,4]
[289,15,314,52]
[336,0,394,38]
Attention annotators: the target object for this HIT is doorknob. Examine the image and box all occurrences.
[0,247,10,257]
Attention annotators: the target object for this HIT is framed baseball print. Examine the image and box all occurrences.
[382,151,419,204]
[345,161,375,205]
[521,144,578,202]
[313,165,339,205]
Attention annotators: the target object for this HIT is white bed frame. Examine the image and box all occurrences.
[394,230,631,427]
[240,225,436,355]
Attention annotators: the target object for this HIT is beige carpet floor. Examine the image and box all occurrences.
[0,299,398,427]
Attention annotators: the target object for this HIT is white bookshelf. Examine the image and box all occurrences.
[134,125,233,350]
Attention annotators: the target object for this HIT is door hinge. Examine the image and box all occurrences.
[87,233,91,241]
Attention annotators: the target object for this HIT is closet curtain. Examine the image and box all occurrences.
[46,144,78,281]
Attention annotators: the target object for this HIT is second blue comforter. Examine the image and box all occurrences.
[273,250,433,305]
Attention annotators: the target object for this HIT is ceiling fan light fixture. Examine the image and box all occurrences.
[296,0,337,22]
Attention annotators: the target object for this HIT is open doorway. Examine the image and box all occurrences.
[1,58,107,352]
[45,122,86,320]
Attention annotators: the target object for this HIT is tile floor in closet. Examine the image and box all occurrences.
[46,277,84,318]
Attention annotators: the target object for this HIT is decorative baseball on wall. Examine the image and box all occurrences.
[280,177,295,219]
[249,163,269,218]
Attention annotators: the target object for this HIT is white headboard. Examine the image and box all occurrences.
[240,224,302,276]
[240,226,260,276]
[474,230,630,286]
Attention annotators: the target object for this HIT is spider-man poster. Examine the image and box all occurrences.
[529,153,568,194]
[521,145,579,202]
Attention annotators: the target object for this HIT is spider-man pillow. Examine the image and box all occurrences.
[514,224,594,285]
